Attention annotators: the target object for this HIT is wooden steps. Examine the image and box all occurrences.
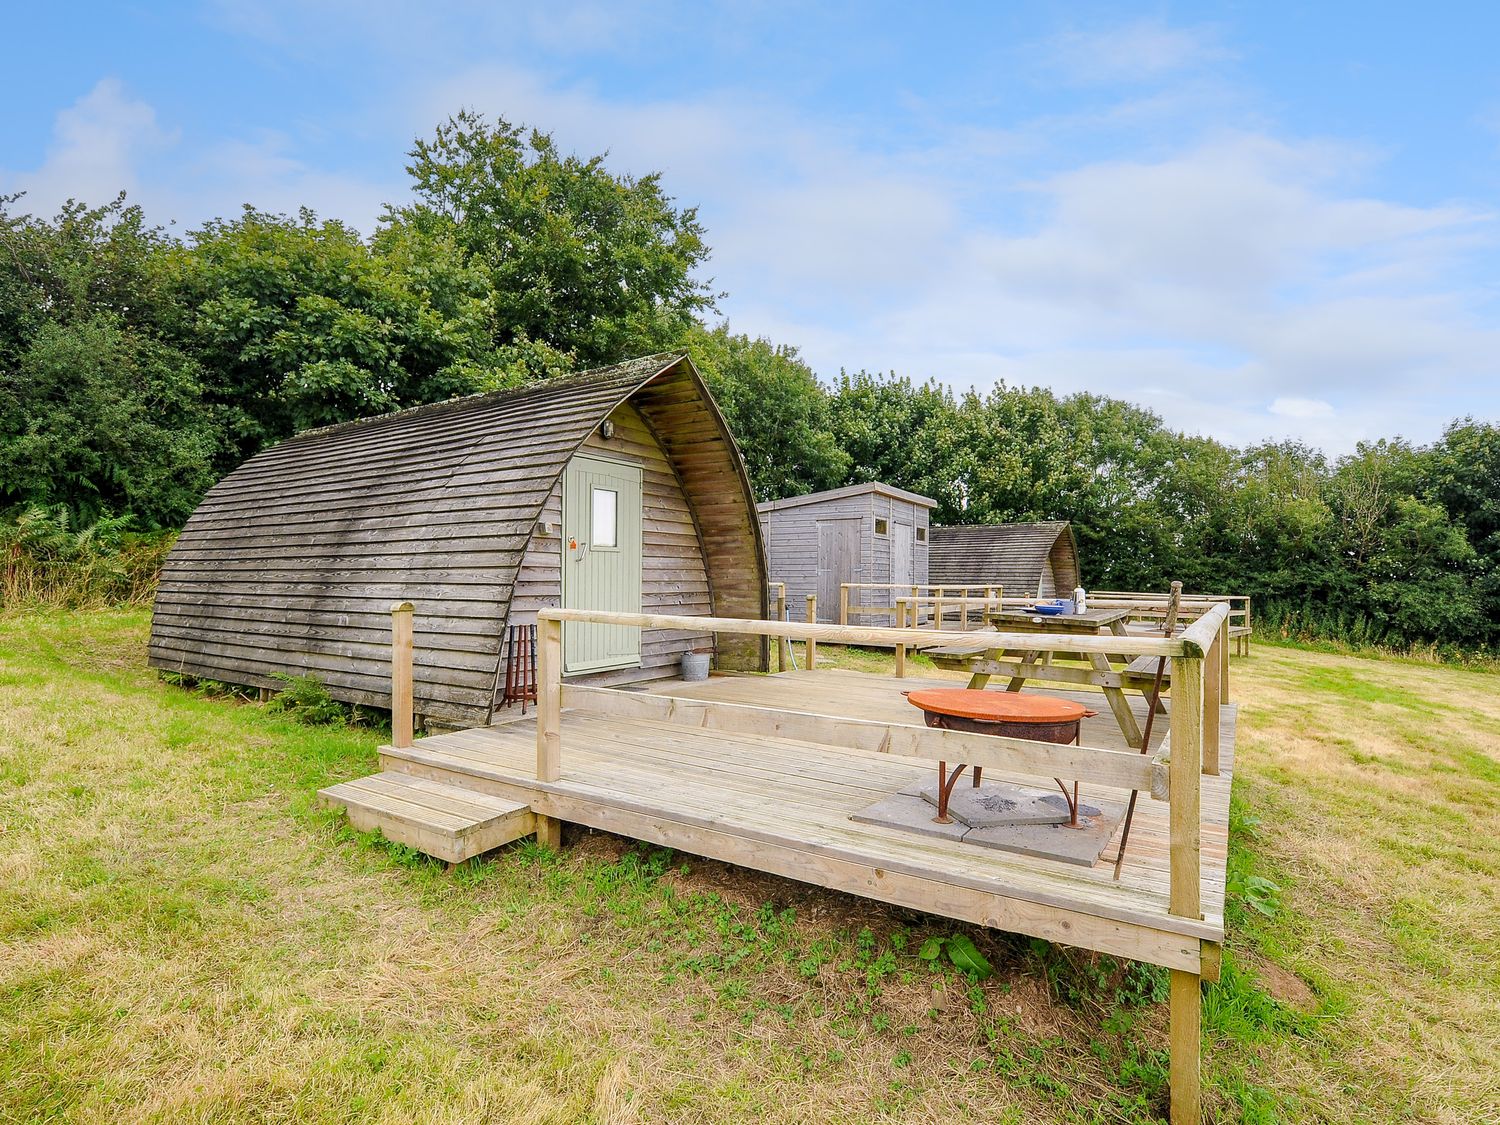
[319,770,536,863]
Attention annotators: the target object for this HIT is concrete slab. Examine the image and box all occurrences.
[850,794,969,841]
[852,788,1126,867]
[909,779,1073,827]
[964,799,1125,867]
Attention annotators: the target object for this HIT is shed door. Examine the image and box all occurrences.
[816,519,860,624]
[891,522,914,588]
[562,455,643,673]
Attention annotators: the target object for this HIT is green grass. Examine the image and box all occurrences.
[2,612,1498,1122]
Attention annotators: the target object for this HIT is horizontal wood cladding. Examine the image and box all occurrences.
[504,403,715,691]
[150,352,769,726]
[759,486,933,613]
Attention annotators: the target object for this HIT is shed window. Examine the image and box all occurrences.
[591,487,618,548]
[916,526,927,542]
[874,518,889,535]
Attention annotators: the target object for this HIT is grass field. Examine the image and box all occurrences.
[1,610,1496,1123]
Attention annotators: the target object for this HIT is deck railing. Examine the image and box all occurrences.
[1089,590,1252,655]
[838,582,1025,628]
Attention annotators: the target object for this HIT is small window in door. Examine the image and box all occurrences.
[874,518,889,535]
[916,526,927,542]
[591,487,618,548]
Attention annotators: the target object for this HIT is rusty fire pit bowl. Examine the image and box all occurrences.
[905,688,1095,744]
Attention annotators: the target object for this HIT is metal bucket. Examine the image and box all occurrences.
[680,650,712,682]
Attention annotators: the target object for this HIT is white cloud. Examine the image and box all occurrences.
[3,79,399,235]
[189,131,399,232]
[1043,18,1229,85]
[398,64,1500,453]
[1270,397,1335,420]
[3,78,174,215]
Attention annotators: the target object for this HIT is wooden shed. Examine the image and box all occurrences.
[758,483,936,623]
[927,521,1080,601]
[149,353,768,727]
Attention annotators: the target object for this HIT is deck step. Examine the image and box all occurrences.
[319,771,536,863]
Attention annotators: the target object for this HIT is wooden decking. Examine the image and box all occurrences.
[369,668,1233,974]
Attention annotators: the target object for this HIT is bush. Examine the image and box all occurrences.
[0,505,172,609]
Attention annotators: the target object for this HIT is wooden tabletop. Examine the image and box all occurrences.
[984,606,1133,631]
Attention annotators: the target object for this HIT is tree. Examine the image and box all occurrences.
[1329,441,1482,645]
[1,193,184,365]
[1425,419,1500,645]
[685,324,847,500]
[0,194,218,527]
[824,370,983,521]
[385,111,715,367]
[168,207,497,463]
[0,315,219,528]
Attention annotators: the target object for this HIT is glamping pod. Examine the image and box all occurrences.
[927,521,1080,601]
[149,353,769,726]
[758,482,936,623]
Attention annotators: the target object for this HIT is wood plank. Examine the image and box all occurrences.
[384,747,1207,972]
[563,685,1161,792]
[540,609,1189,658]
[382,715,1226,941]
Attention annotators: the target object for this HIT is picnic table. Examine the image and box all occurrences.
[924,606,1149,749]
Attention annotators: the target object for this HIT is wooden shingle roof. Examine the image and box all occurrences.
[149,353,763,724]
[927,521,1079,596]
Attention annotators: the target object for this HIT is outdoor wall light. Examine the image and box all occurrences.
[600,419,616,440]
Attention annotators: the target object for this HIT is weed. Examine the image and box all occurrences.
[916,933,993,980]
[1026,940,1167,1011]
[266,672,359,726]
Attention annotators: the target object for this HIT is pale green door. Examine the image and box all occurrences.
[562,455,643,673]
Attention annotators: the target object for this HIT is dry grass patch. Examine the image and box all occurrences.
[2,617,1497,1122]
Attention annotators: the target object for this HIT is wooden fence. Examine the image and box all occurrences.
[839,582,1028,629]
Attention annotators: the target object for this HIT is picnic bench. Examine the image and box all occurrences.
[924,606,1162,748]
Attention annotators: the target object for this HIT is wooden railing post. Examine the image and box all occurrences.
[1168,651,1204,1124]
[805,595,817,669]
[895,598,908,678]
[774,585,789,672]
[1218,614,1231,704]
[1243,597,1252,657]
[1203,627,1222,776]
[534,614,563,849]
[933,588,944,631]
[840,584,850,627]
[390,602,414,748]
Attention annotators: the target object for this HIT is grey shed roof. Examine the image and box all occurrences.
[927,522,1080,594]
[756,481,936,514]
[149,353,767,725]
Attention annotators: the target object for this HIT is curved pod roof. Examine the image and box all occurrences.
[927,521,1080,597]
[149,353,768,724]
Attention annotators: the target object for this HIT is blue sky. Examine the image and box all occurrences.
[4,2,1498,452]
